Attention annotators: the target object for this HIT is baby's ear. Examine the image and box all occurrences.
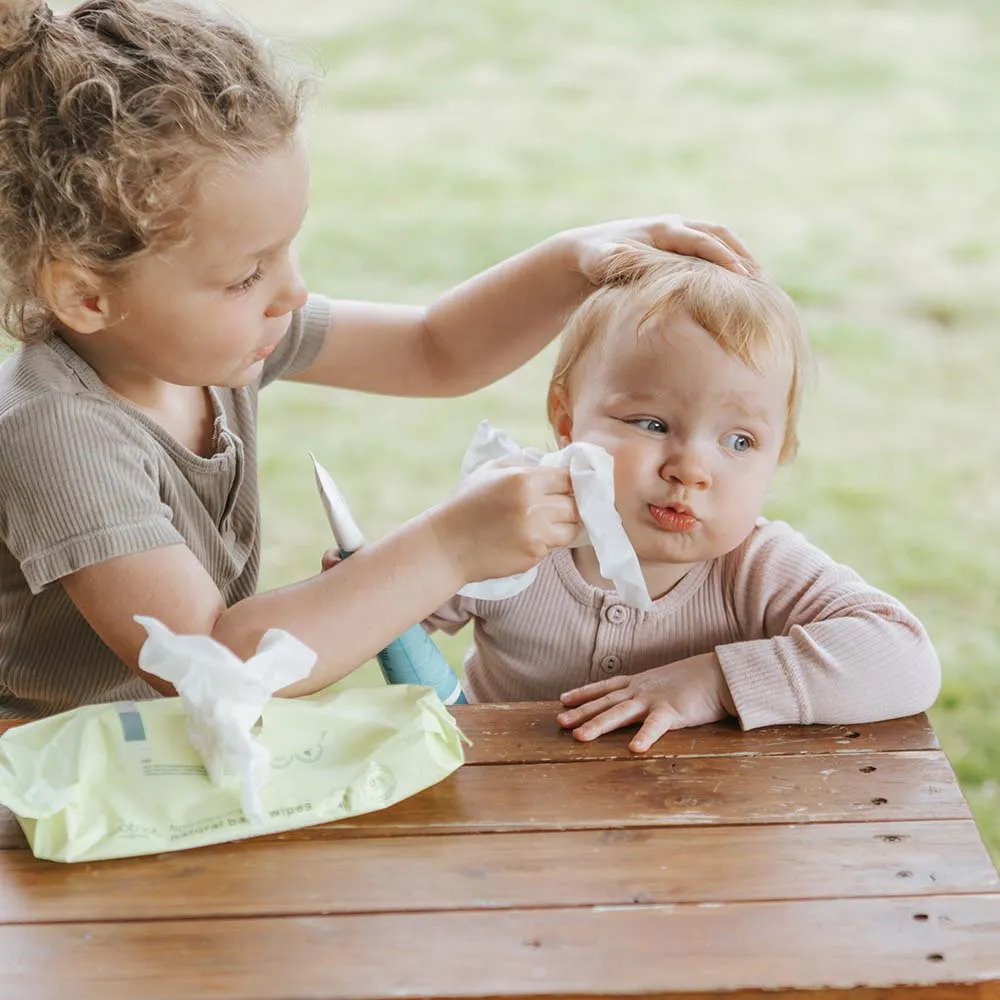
[546,383,575,447]
[39,261,117,335]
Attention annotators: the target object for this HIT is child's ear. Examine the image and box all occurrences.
[547,383,575,447]
[39,260,118,335]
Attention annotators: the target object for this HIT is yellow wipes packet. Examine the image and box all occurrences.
[0,685,466,862]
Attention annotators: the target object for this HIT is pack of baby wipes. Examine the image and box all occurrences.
[0,620,466,862]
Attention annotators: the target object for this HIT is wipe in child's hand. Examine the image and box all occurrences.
[457,420,652,609]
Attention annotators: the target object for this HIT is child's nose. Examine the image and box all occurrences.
[659,444,712,489]
[266,281,307,319]
[286,277,309,313]
[266,255,309,317]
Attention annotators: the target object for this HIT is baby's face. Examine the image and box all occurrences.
[554,304,790,594]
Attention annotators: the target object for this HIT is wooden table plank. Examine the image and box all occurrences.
[1,895,997,1000]
[1,820,996,925]
[0,709,941,760]
[307,750,971,836]
[0,747,970,850]
[455,706,941,763]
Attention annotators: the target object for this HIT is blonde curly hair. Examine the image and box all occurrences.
[0,0,307,343]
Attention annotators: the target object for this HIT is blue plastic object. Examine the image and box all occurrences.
[311,456,467,706]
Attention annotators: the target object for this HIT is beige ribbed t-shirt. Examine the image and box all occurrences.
[426,519,941,729]
[0,294,332,719]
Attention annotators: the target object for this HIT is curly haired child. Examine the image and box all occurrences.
[0,0,755,717]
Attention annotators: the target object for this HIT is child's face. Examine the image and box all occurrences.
[552,302,790,591]
[87,133,311,393]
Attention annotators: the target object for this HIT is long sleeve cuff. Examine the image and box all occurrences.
[716,639,806,730]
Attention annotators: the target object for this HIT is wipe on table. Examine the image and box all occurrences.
[0,619,466,862]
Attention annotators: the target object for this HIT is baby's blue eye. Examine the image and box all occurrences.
[722,432,754,453]
[631,417,668,434]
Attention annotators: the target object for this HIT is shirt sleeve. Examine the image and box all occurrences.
[259,293,333,388]
[0,394,181,594]
[716,520,941,730]
[423,594,478,635]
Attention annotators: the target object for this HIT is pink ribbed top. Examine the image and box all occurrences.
[426,518,940,729]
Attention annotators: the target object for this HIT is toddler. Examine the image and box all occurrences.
[427,243,941,751]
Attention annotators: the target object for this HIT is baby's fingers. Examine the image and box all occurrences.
[559,675,630,710]
[556,684,631,730]
[628,706,683,754]
[571,697,647,744]
[320,547,343,572]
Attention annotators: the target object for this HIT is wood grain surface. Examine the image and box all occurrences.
[0,704,996,999]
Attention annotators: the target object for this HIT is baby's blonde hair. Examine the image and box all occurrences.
[548,242,811,462]
[0,0,307,344]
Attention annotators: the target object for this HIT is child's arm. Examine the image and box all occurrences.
[290,216,753,397]
[60,461,578,698]
[557,520,941,751]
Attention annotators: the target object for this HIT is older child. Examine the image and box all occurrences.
[0,0,752,718]
[427,243,940,751]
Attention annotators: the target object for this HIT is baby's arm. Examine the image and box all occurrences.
[422,593,477,637]
[714,520,941,729]
[557,520,940,751]
[289,217,753,398]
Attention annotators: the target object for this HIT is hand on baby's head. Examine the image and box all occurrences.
[574,218,756,286]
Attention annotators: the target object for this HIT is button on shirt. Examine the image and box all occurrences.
[589,597,635,681]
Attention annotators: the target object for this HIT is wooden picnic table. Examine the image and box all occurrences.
[0,703,998,999]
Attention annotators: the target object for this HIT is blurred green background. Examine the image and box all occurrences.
[147,1,1000,855]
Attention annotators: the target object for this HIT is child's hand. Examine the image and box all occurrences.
[434,461,579,584]
[569,216,756,283]
[556,652,738,753]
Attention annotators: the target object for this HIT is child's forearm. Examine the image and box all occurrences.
[212,460,579,696]
[211,511,466,697]
[420,232,588,395]
[287,234,585,399]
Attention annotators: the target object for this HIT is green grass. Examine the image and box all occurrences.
[227,0,994,862]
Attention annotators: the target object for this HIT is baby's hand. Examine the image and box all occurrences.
[434,461,579,584]
[320,548,343,572]
[556,653,737,753]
